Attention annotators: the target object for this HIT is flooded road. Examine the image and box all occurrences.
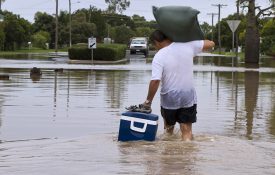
[1,54,275,174]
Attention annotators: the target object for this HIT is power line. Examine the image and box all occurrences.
[212,4,227,54]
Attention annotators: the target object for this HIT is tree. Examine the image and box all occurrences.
[104,13,134,30]
[71,12,97,44]
[135,27,153,38]
[239,0,274,63]
[75,7,107,40]
[112,25,134,44]
[59,11,69,25]
[71,22,96,44]
[33,12,55,48]
[132,14,146,22]
[105,0,130,13]
[131,14,155,29]
[89,7,106,40]
[18,17,32,46]
[200,22,212,40]
[260,19,275,55]
[31,31,50,49]
[58,11,70,47]
[0,23,5,50]
[33,12,55,33]
[2,11,32,50]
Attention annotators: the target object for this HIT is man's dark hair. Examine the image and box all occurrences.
[150,30,169,43]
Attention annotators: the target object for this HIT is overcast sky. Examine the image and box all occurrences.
[2,0,272,24]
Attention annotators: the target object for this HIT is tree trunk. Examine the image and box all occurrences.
[245,0,260,64]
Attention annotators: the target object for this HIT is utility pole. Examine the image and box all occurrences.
[207,13,218,41]
[69,0,72,47]
[89,5,92,22]
[212,4,227,54]
[236,0,240,58]
[55,0,59,53]
[69,1,80,48]
[0,0,5,12]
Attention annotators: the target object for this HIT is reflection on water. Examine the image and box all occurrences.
[195,70,275,142]
[244,71,259,139]
[118,134,200,175]
[0,55,275,174]
[194,55,275,68]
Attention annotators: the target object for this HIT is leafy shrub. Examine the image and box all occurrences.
[261,36,275,56]
[68,43,127,61]
[268,45,275,56]
[261,19,275,56]
[0,28,5,51]
[31,31,50,49]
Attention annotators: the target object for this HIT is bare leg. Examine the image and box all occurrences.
[164,120,174,135]
[180,123,193,141]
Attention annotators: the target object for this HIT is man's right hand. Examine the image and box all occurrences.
[203,40,215,51]
[138,102,152,114]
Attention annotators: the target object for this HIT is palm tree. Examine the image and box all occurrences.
[239,0,274,64]
[0,0,5,12]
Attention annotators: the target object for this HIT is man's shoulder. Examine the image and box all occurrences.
[172,40,203,46]
[172,41,204,53]
[153,51,162,62]
[154,47,169,57]
[152,49,167,65]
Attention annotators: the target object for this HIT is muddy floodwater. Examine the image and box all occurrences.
[0,54,275,175]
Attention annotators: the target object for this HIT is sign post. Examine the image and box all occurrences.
[227,20,241,67]
[226,20,240,55]
[88,37,96,65]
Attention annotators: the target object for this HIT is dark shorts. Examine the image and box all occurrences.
[161,104,197,126]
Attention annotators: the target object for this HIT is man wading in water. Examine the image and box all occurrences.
[141,30,215,141]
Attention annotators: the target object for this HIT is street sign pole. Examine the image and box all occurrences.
[91,48,94,65]
[227,20,241,58]
[232,31,235,53]
[88,37,96,65]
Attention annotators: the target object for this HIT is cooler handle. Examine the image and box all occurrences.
[130,119,148,133]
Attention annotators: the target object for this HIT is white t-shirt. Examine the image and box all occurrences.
[151,41,204,109]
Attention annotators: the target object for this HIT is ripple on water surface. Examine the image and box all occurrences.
[0,133,275,175]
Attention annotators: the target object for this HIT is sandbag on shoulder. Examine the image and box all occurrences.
[152,6,205,42]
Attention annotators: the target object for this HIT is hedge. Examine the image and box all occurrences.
[68,43,127,61]
[267,45,275,57]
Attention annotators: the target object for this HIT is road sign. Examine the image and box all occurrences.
[88,37,96,49]
[227,20,241,32]
[226,20,241,57]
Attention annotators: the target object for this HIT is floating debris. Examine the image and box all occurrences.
[0,74,9,80]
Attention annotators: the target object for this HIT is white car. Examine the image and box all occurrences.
[129,37,149,56]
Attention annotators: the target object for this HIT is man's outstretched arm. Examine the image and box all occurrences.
[144,80,160,104]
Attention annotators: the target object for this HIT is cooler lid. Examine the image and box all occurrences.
[122,111,158,121]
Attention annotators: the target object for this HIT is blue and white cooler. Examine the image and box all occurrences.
[118,111,159,141]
